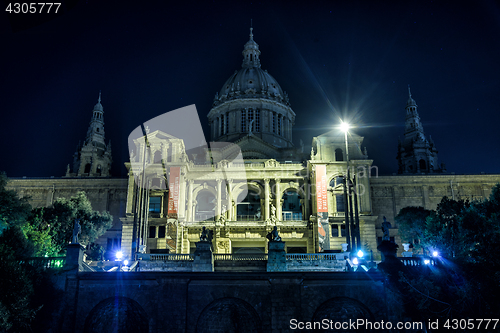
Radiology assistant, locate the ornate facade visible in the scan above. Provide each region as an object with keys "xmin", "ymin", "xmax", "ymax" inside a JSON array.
[{"xmin": 6, "ymin": 30, "xmax": 500, "ymax": 262}]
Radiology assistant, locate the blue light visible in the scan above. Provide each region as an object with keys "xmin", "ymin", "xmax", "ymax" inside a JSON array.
[
  {"xmin": 357, "ymin": 250, "xmax": 364, "ymax": 258},
  {"xmin": 352, "ymin": 258, "xmax": 359, "ymax": 265},
  {"xmin": 116, "ymin": 251, "xmax": 123, "ymax": 260},
  {"xmin": 424, "ymin": 259, "xmax": 430, "ymax": 265},
  {"xmin": 432, "ymin": 251, "xmax": 438, "ymax": 257}
]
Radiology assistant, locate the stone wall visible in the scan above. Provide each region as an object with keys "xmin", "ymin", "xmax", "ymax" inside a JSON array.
[
  {"xmin": 370, "ymin": 174, "xmax": 500, "ymax": 244},
  {"xmin": 6, "ymin": 177, "xmax": 128, "ymax": 249},
  {"xmin": 64, "ymin": 271, "xmax": 387, "ymax": 333}
]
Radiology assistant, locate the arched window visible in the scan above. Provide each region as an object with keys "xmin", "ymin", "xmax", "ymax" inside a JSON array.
[
  {"xmin": 84, "ymin": 163, "xmax": 91, "ymax": 174},
  {"xmin": 96, "ymin": 165, "xmax": 102, "ymax": 176},
  {"xmin": 237, "ymin": 190, "xmax": 261, "ymax": 221},
  {"xmin": 282, "ymin": 191, "xmax": 302, "ymax": 221},
  {"xmin": 335, "ymin": 148, "xmax": 343, "ymax": 161},
  {"xmin": 195, "ymin": 191, "xmax": 216, "ymax": 221},
  {"xmin": 419, "ymin": 159, "xmax": 427, "ymax": 171}
]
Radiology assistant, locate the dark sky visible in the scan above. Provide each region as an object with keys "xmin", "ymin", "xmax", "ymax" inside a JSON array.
[{"xmin": 2, "ymin": 0, "xmax": 500, "ymax": 178}]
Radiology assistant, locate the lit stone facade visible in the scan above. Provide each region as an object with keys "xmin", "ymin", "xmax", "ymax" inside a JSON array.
[{"xmin": 5, "ymin": 31, "xmax": 500, "ymax": 262}]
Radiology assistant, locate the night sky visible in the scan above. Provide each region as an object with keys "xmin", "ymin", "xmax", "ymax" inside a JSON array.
[{"xmin": 2, "ymin": 0, "xmax": 500, "ymax": 178}]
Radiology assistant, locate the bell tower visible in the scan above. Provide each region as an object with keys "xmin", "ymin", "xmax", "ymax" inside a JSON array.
[
  {"xmin": 66, "ymin": 92, "xmax": 112, "ymax": 177},
  {"xmin": 397, "ymin": 86, "xmax": 443, "ymax": 174}
]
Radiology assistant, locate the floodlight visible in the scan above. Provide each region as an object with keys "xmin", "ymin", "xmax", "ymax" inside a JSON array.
[
  {"xmin": 116, "ymin": 251, "xmax": 123, "ymax": 260},
  {"xmin": 424, "ymin": 259, "xmax": 430, "ymax": 265},
  {"xmin": 357, "ymin": 250, "xmax": 364, "ymax": 258},
  {"xmin": 340, "ymin": 121, "xmax": 350, "ymax": 133},
  {"xmin": 352, "ymin": 257, "xmax": 359, "ymax": 265}
]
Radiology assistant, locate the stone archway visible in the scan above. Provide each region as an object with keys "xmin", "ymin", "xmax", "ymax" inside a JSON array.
[
  {"xmin": 196, "ymin": 297, "xmax": 262, "ymax": 333},
  {"xmin": 84, "ymin": 296, "xmax": 149, "ymax": 333},
  {"xmin": 311, "ymin": 297, "xmax": 374, "ymax": 332}
]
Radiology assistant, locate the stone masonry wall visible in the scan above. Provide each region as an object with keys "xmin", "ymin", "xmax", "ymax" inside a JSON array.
[{"xmin": 66, "ymin": 271, "xmax": 388, "ymax": 333}]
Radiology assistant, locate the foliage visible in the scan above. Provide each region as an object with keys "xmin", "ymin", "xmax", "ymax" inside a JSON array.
[
  {"xmin": 23, "ymin": 208, "xmax": 57, "ymax": 257},
  {"xmin": 0, "ymin": 172, "xmax": 31, "ymax": 234},
  {"xmin": 0, "ymin": 244, "xmax": 37, "ymax": 332},
  {"xmin": 395, "ymin": 184, "xmax": 500, "ymax": 319},
  {"xmin": 0, "ymin": 174, "xmax": 114, "ymax": 331},
  {"xmin": 395, "ymin": 206, "xmax": 431, "ymax": 251},
  {"xmin": 39, "ymin": 191, "xmax": 113, "ymax": 254},
  {"xmin": 86, "ymin": 243, "xmax": 105, "ymax": 261}
]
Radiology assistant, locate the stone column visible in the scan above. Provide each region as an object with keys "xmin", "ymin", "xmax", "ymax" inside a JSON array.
[
  {"xmin": 227, "ymin": 179, "xmax": 233, "ymax": 220},
  {"xmin": 216, "ymin": 179, "xmax": 222, "ymax": 219},
  {"xmin": 264, "ymin": 178, "xmax": 270, "ymax": 220},
  {"xmin": 186, "ymin": 180, "xmax": 194, "ymax": 221},
  {"xmin": 304, "ymin": 178, "xmax": 310, "ymax": 218},
  {"xmin": 275, "ymin": 180, "xmax": 281, "ymax": 221}
]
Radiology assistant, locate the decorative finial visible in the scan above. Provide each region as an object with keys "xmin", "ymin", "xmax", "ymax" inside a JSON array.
[
  {"xmin": 250, "ymin": 19, "xmax": 253, "ymax": 40},
  {"xmin": 98, "ymin": 90, "xmax": 101, "ymax": 103},
  {"xmin": 408, "ymin": 84, "xmax": 411, "ymax": 98}
]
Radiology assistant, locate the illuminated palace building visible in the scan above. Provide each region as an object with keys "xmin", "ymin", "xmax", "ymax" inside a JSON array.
[{"xmin": 7, "ymin": 29, "xmax": 500, "ymax": 260}]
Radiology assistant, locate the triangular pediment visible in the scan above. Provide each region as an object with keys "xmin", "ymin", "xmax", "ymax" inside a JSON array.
[{"xmin": 233, "ymin": 135, "xmax": 281, "ymax": 159}]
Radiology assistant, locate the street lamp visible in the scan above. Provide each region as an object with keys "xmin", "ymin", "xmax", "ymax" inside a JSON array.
[{"xmin": 341, "ymin": 121, "xmax": 356, "ymax": 252}]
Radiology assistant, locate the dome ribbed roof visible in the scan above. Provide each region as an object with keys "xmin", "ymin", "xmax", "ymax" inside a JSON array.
[{"xmin": 213, "ymin": 28, "xmax": 289, "ymax": 107}]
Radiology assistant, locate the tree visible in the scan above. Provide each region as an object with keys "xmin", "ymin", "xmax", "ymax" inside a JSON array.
[
  {"xmin": 395, "ymin": 206, "xmax": 431, "ymax": 253},
  {"xmin": 0, "ymin": 172, "xmax": 31, "ymax": 234},
  {"xmin": 40, "ymin": 191, "xmax": 113, "ymax": 254},
  {"xmin": 395, "ymin": 184, "xmax": 500, "ymax": 319}
]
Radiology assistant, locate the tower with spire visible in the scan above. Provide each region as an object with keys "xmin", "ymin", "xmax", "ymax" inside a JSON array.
[
  {"xmin": 66, "ymin": 92, "xmax": 112, "ymax": 177},
  {"xmin": 397, "ymin": 86, "xmax": 443, "ymax": 174}
]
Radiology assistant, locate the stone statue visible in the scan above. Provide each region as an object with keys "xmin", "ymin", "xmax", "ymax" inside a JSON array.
[
  {"xmin": 270, "ymin": 204, "xmax": 277, "ymax": 223},
  {"xmin": 200, "ymin": 226, "xmax": 208, "ymax": 241},
  {"xmin": 381, "ymin": 216, "xmax": 392, "ymax": 241},
  {"xmin": 71, "ymin": 219, "xmax": 81, "ymax": 244},
  {"xmin": 200, "ymin": 227, "xmax": 213, "ymax": 242},
  {"xmin": 248, "ymin": 119, "xmax": 254, "ymax": 136},
  {"xmin": 266, "ymin": 226, "xmax": 282, "ymax": 242}
]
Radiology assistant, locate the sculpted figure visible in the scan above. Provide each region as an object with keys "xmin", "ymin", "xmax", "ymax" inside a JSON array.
[
  {"xmin": 71, "ymin": 219, "xmax": 81, "ymax": 244},
  {"xmin": 266, "ymin": 226, "xmax": 282, "ymax": 242},
  {"xmin": 381, "ymin": 216, "xmax": 392, "ymax": 241}
]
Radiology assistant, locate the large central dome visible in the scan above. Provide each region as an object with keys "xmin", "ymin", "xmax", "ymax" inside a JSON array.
[
  {"xmin": 213, "ymin": 28, "xmax": 289, "ymax": 107},
  {"xmin": 207, "ymin": 28, "xmax": 296, "ymax": 154}
]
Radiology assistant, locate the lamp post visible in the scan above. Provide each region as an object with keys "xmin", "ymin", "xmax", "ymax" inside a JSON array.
[
  {"xmin": 340, "ymin": 122, "xmax": 359, "ymax": 251},
  {"xmin": 340, "ymin": 122, "xmax": 350, "ymax": 252}
]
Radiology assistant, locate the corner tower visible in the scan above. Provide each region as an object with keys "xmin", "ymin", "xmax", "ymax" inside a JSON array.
[
  {"xmin": 66, "ymin": 92, "xmax": 112, "ymax": 177},
  {"xmin": 207, "ymin": 28, "xmax": 296, "ymax": 158},
  {"xmin": 397, "ymin": 86, "xmax": 443, "ymax": 174}
]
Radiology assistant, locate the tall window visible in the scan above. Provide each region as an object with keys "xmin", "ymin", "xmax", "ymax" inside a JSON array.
[
  {"xmin": 248, "ymin": 108, "xmax": 254, "ymax": 122},
  {"xmin": 272, "ymin": 112, "xmax": 276, "ymax": 133},
  {"xmin": 220, "ymin": 115, "xmax": 224, "ymax": 136},
  {"xmin": 335, "ymin": 149, "xmax": 343, "ymax": 161},
  {"xmin": 149, "ymin": 197, "xmax": 161, "ymax": 213},
  {"xmin": 277, "ymin": 115, "xmax": 282, "ymax": 136},
  {"xmin": 225, "ymin": 113, "xmax": 229, "ymax": 134},
  {"xmin": 241, "ymin": 109, "xmax": 246, "ymax": 132},
  {"xmin": 255, "ymin": 109, "xmax": 260, "ymax": 132},
  {"xmin": 336, "ymin": 194, "xmax": 345, "ymax": 212}
]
